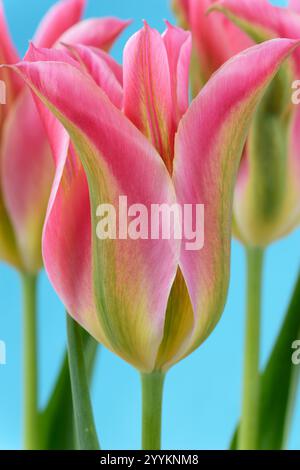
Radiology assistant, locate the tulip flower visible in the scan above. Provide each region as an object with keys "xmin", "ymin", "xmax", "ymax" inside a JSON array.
[
  {"xmin": 0, "ymin": 0, "xmax": 129, "ymax": 274},
  {"xmin": 172, "ymin": 0, "xmax": 252, "ymax": 92},
  {"xmin": 174, "ymin": 0, "xmax": 300, "ymax": 247},
  {"xmin": 0, "ymin": 0, "xmax": 129, "ymax": 449},
  {"xmin": 210, "ymin": 0, "xmax": 300, "ymax": 247},
  {"xmin": 203, "ymin": 0, "xmax": 300, "ymax": 450},
  {"xmin": 6, "ymin": 21, "xmax": 299, "ymax": 449},
  {"xmin": 174, "ymin": 0, "xmax": 300, "ymax": 450}
]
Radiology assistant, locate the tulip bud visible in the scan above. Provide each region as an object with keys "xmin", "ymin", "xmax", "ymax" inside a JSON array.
[{"xmin": 211, "ymin": 0, "xmax": 300, "ymax": 246}]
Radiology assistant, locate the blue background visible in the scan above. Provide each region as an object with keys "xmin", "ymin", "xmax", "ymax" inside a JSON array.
[{"xmin": 0, "ymin": 0, "xmax": 299, "ymax": 450}]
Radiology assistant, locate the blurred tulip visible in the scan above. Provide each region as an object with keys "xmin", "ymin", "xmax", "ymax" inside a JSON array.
[
  {"xmin": 0, "ymin": 0, "xmax": 129, "ymax": 451},
  {"xmin": 172, "ymin": 0, "xmax": 252, "ymax": 93},
  {"xmin": 7, "ymin": 24, "xmax": 299, "ymax": 374},
  {"xmin": 174, "ymin": 0, "xmax": 300, "ymax": 248},
  {"xmin": 0, "ymin": 0, "xmax": 129, "ymax": 274},
  {"xmin": 208, "ymin": 0, "xmax": 300, "ymax": 248},
  {"xmin": 173, "ymin": 0, "xmax": 300, "ymax": 450}
]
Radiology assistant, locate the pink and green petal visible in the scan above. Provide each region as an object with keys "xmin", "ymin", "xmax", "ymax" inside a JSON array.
[
  {"xmin": 172, "ymin": 39, "xmax": 300, "ymax": 359},
  {"xmin": 11, "ymin": 60, "xmax": 179, "ymax": 372},
  {"xmin": 162, "ymin": 22, "xmax": 191, "ymax": 124},
  {"xmin": 233, "ymin": 97, "xmax": 300, "ymax": 246},
  {"xmin": 172, "ymin": 0, "xmax": 190, "ymax": 27},
  {"xmin": 123, "ymin": 22, "xmax": 175, "ymax": 172},
  {"xmin": 0, "ymin": 194, "xmax": 22, "ymax": 269},
  {"xmin": 155, "ymin": 268, "xmax": 194, "ymax": 371},
  {"xmin": 213, "ymin": 0, "xmax": 300, "ymax": 245}
]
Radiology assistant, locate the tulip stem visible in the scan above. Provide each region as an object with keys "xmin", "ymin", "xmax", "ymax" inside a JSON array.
[
  {"xmin": 141, "ymin": 371, "xmax": 165, "ymax": 450},
  {"xmin": 239, "ymin": 247, "xmax": 264, "ymax": 450},
  {"xmin": 22, "ymin": 272, "xmax": 39, "ymax": 450},
  {"xmin": 66, "ymin": 314, "xmax": 100, "ymax": 450}
]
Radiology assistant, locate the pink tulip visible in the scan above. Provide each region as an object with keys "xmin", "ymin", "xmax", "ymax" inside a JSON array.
[
  {"xmin": 172, "ymin": 0, "xmax": 252, "ymax": 92},
  {"xmin": 7, "ymin": 24, "xmax": 299, "ymax": 371},
  {"xmin": 207, "ymin": 0, "xmax": 300, "ymax": 246},
  {"xmin": 0, "ymin": 0, "xmax": 129, "ymax": 273}
]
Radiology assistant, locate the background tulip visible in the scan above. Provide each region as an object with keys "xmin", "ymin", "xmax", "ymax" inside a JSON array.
[
  {"xmin": 172, "ymin": 0, "xmax": 252, "ymax": 93},
  {"xmin": 7, "ymin": 20, "xmax": 299, "ymax": 448},
  {"xmin": 210, "ymin": 0, "xmax": 300, "ymax": 248},
  {"xmin": 209, "ymin": 0, "xmax": 300, "ymax": 450},
  {"xmin": 173, "ymin": 0, "xmax": 300, "ymax": 450},
  {"xmin": 0, "ymin": 0, "xmax": 129, "ymax": 449},
  {"xmin": 0, "ymin": 0, "xmax": 129, "ymax": 274}
]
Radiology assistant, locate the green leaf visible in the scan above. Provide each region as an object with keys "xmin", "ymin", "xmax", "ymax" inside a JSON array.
[
  {"xmin": 231, "ymin": 271, "xmax": 300, "ymax": 450},
  {"xmin": 40, "ymin": 327, "xmax": 98, "ymax": 450},
  {"xmin": 40, "ymin": 354, "xmax": 75, "ymax": 450},
  {"xmin": 66, "ymin": 314, "xmax": 100, "ymax": 450}
]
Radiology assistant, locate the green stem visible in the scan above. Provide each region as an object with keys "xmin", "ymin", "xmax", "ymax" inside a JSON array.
[
  {"xmin": 21, "ymin": 272, "xmax": 39, "ymax": 450},
  {"xmin": 141, "ymin": 372, "xmax": 165, "ymax": 450},
  {"xmin": 239, "ymin": 247, "xmax": 264, "ymax": 450},
  {"xmin": 66, "ymin": 314, "xmax": 100, "ymax": 450}
]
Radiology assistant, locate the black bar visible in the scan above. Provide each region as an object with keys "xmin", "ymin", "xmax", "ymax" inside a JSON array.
[{"xmin": 0, "ymin": 450, "xmax": 299, "ymax": 465}]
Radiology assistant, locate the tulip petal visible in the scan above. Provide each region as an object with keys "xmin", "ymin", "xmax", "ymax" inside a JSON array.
[
  {"xmin": 11, "ymin": 60, "xmax": 179, "ymax": 372},
  {"xmin": 173, "ymin": 39, "xmax": 300, "ymax": 356},
  {"xmin": 172, "ymin": 0, "xmax": 190, "ymax": 26},
  {"xmin": 26, "ymin": 42, "xmax": 122, "ymax": 109},
  {"xmin": 58, "ymin": 18, "xmax": 131, "ymax": 51},
  {"xmin": 0, "ymin": 194, "xmax": 21, "ymax": 268},
  {"xmin": 234, "ymin": 103, "xmax": 300, "ymax": 245},
  {"xmin": 162, "ymin": 22, "xmax": 191, "ymax": 123},
  {"xmin": 123, "ymin": 22, "xmax": 175, "ymax": 173},
  {"xmin": 290, "ymin": 0, "xmax": 300, "ymax": 13},
  {"xmin": 0, "ymin": 1, "xmax": 23, "ymax": 269},
  {"xmin": 1, "ymin": 89, "xmax": 54, "ymax": 273},
  {"xmin": 188, "ymin": 0, "xmax": 252, "ymax": 86},
  {"xmin": 24, "ymin": 42, "xmax": 79, "ymax": 67},
  {"xmin": 63, "ymin": 44, "xmax": 123, "ymax": 108},
  {"xmin": 233, "ymin": 62, "xmax": 300, "ymax": 246},
  {"xmin": 155, "ymin": 268, "xmax": 194, "ymax": 370},
  {"xmin": 33, "ymin": 0, "xmax": 85, "ymax": 48},
  {"xmin": 0, "ymin": 1, "xmax": 22, "ymax": 119},
  {"xmin": 86, "ymin": 47, "xmax": 123, "ymax": 85},
  {"xmin": 212, "ymin": 0, "xmax": 300, "ymax": 71},
  {"xmin": 33, "ymin": 0, "xmax": 86, "ymax": 48}
]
